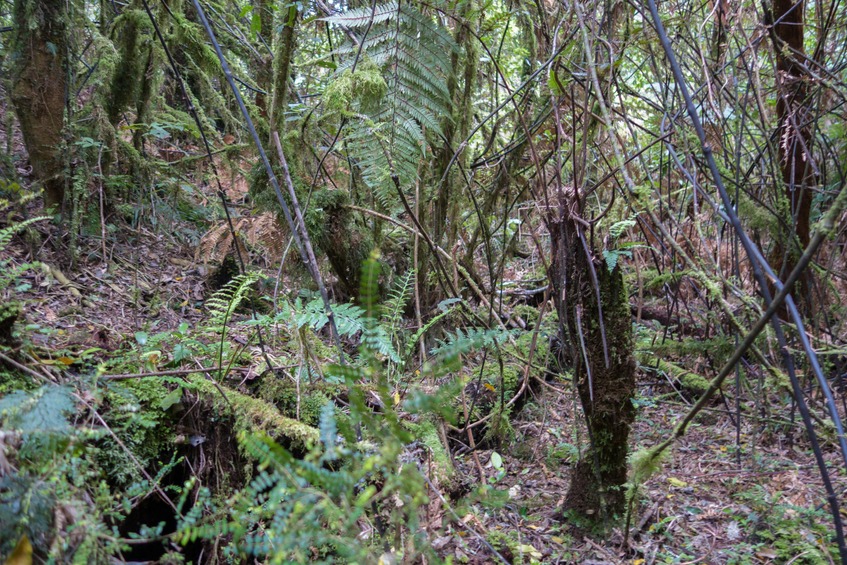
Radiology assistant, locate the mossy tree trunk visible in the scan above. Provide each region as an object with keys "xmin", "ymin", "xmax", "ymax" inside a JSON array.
[
  {"xmin": 253, "ymin": 0, "xmax": 273, "ymax": 119},
  {"xmin": 549, "ymin": 209, "xmax": 636, "ymax": 520},
  {"xmin": 11, "ymin": 0, "xmax": 67, "ymax": 211},
  {"xmin": 431, "ymin": 2, "xmax": 475, "ymax": 250},
  {"xmin": 269, "ymin": 3, "xmax": 298, "ymax": 138},
  {"xmin": 307, "ymin": 189, "xmax": 372, "ymax": 299}
]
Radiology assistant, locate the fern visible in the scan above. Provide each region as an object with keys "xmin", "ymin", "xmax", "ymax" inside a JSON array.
[
  {"xmin": 295, "ymin": 297, "xmax": 366, "ymax": 339},
  {"xmin": 0, "ymin": 216, "xmax": 47, "ymax": 252},
  {"xmin": 323, "ymin": 2, "xmax": 456, "ymax": 209},
  {"xmin": 382, "ymin": 269, "xmax": 414, "ymax": 329},
  {"xmin": 205, "ymin": 272, "xmax": 259, "ymax": 380},
  {"xmin": 431, "ymin": 327, "xmax": 515, "ymax": 371},
  {"xmin": 0, "ymin": 385, "xmax": 75, "ymax": 434},
  {"xmin": 0, "ymin": 385, "xmax": 76, "ymax": 471},
  {"xmin": 402, "ymin": 298, "xmax": 459, "ymax": 362},
  {"xmin": 358, "ymin": 251, "xmax": 400, "ymax": 363},
  {"xmin": 205, "ymin": 272, "xmax": 260, "ymax": 327},
  {"xmin": 177, "ymin": 258, "xmax": 444, "ymax": 563},
  {"xmin": 0, "ymin": 216, "xmax": 49, "ymax": 290}
]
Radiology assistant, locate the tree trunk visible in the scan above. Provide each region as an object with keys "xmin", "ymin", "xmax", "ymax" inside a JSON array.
[
  {"xmin": 11, "ymin": 0, "xmax": 67, "ymax": 210},
  {"xmin": 769, "ymin": 0, "xmax": 813, "ymax": 303},
  {"xmin": 254, "ymin": 0, "xmax": 273, "ymax": 118},
  {"xmin": 549, "ymin": 205, "xmax": 636, "ymax": 519},
  {"xmin": 269, "ymin": 4, "xmax": 298, "ymax": 137}
]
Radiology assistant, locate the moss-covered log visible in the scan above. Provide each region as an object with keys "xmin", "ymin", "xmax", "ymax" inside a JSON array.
[
  {"xmin": 189, "ymin": 375, "xmax": 319, "ymax": 449},
  {"xmin": 10, "ymin": 0, "xmax": 67, "ymax": 210}
]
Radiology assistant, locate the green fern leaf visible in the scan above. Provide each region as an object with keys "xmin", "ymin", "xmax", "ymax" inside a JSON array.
[
  {"xmin": 205, "ymin": 272, "xmax": 260, "ymax": 327},
  {"xmin": 383, "ymin": 269, "xmax": 414, "ymax": 328},
  {"xmin": 323, "ymin": 2, "xmax": 457, "ymax": 210}
]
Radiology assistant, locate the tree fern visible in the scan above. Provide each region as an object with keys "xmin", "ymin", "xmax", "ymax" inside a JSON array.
[{"xmin": 323, "ymin": 1, "xmax": 457, "ymax": 209}]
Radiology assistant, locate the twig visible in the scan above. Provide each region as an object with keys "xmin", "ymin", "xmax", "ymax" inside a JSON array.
[
  {"xmin": 0, "ymin": 352, "xmax": 54, "ymax": 383},
  {"xmin": 98, "ymin": 366, "xmax": 240, "ymax": 380},
  {"xmin": 421, "ymin": 474, "xmax": 510, "ymax": 565}
]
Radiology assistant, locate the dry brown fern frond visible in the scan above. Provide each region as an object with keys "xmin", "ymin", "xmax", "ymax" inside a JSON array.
[
  {"xmin": 196, "ymin": 212, "xmax": 285, "ymax": 265},
  {"xmin": 196, "ymin": 221, "xmax": 235, "ymax": 264},
  {"xmin": 241, "ymin": 212, "xmax": 285, "ymax": 262}
]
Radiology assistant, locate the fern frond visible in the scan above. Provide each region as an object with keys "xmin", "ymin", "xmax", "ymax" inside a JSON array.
[
  {"xmin": 324, "ymin": 2, "xmax": 457, "ymax": 210},
  {"xmin": 431, "ymin": 327, "xmax": 514, "ymax": 365},
  {"xmin": 205, "ymin": 272, "xmax": 260, "ymax": 327},
  {"xmin": 402, "ymin": 299, "xmax": 460, "ymax": 361},
  {"xmin": 321, "ymin": 1, "xmax": 400, "ymax": 27},
  {"xmin": 293, "ymin": 297, "xmax": 365, "ymax": 338},
  {"xmin": 0, "ymin": 385, "xmax": 75, "ymax": 433},
  {"xmin": 383, "ymin": 269, "xmax": 414, "ymax": 328},
  {"xmin": 0, "ymin": 216, "xmax": 49, "ymax": 253}
]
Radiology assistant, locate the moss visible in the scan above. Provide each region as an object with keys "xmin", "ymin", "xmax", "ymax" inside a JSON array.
[
  {"xmin": 256, "ymin": 376, "xmax": 336, "ymax": 427},
  {"xmin": 404, "ymin": 419, "xmax": 453, "ymax": 481},
  {"xmin": 305, "ymin": 189, "xmax": 374, "ymax": 297},
  {"xmin": 322, "ymin": 58, "xmax": 387, "ymax": 116},
  {"xmin": 0, "ymin": 365, "xmax": 38, "ymax": 396},
  {"xmin": 483, "ymin": 407, "xmax": 514, "ymax": 446},
  {"xmin": 0, "ymin": 301, "xmax": 22, "ymax": 345},
  {"xmin": 641, "ymin": 355, "xmax": 711, "ymax": 397},
  {"xmin": 10, "ymin": 0, "xmax": 67, "ymax": 208},
  {"xmin": 511, "ymin": 304, "xmax": 539, "ymax": 327},
  {"xmin": 650, "ymin": 335, "xmax": 733, "ymax": 361},
  {"xmin": 554, "ymin": 226, "xmax": 636, "ymax": 519},
  {"xmin": 98, "ymin": 379, "xmax": 176, "ymax": 485},
  {"xmin": 189, "ymin": 375, "xmax": 319, "ymax": 450},
  {"xmin": 106, "ymin": 9, "xmax": 154, "ymax": 124}
]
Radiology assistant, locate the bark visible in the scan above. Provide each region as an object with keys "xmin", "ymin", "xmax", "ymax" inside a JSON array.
[
  {"xmin": 269, "ymin": 4, "xmax": 298, "ymax": 137},
  {"xmin": 549, "ymin": 205, "xmax": 636, "ymax": 518},
  {"xmin": 11, "ymin": 0, "xmax": 67, "ymax": 210},
  {"xmin": 770, "ymin": 0, "xmax": 813, "ymax": 301}
]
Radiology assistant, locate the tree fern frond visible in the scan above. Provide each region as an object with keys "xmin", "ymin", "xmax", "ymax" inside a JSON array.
[
  {"xmin": 323, "ymin": 2, "xmax": 457, "ymax": 211},
  {"xmin": 321, "ymin": 1, "xmax": 400, "ymax": 27}
]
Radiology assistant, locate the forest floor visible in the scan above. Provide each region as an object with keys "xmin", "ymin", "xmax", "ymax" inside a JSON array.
[{"xmin": 4, "ymin": 200, "xmax": 846, "ymax": 564}]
